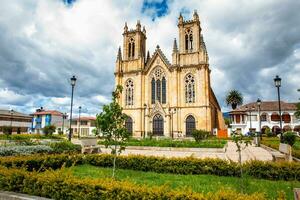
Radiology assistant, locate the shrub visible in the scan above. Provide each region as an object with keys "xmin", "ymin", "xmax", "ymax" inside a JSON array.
[
  {"xmin": 265, "ymin": 127, "xmax": 274, "ymax": 137},
  {"xmin": 0, "ymin": 167, "xmax": 267, "ymax": 200},
  {"xmin": 0, "ymin": 145, "xmax": 53, "ymax": 156},
  {"xmin": 42, "ymin": 125, "xmax": 56, "ymax": 136},
  {"xmin": 282, "ymin": 131, "xmax": 296, "ymax": 146},
  {"xmin": 2, "ymin": 126, "xmax": 12, "ymax": 135},
  {"xmin": 192, "ymin": 129, "xmax": 209, "ymax": 142},
  {"xmin": 0, "ymin": 134, "xmax": 63, "ymax": 141},
  {"xmin": 1, "ymin": 154, "xmax": 300, "ymax": 181},
  {"xmin": 49, "ymin": 141, "xmax": 81, "ymax": 153}
]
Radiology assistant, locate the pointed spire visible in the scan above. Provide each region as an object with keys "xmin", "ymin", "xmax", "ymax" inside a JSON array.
[
  {"xmin": 193, "ymin": 10, "xmax": 199, "ymax": 21},
  {"xmin": 124, "ymin": 22, "xmax": 128, "ymax": 33},
  {"xmin": 173, "ymin": 38, "xmax": 178, "ymax": 53},
  {"xmin": 142, "ymin": 26, "xmax": 146, "ymax": 34},
  {"xmin": 117, "ymin": 46, "xmax": 122, "ymax": 61},
  {"xmin": 178, "ymin": 13, "xmax": 183, "ymax": 24},
  {"xmin": 136, "ymin": 20, "xmax": 141, "ymax": 31}
]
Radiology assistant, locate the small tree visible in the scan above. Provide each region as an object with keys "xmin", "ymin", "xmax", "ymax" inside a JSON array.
[
  {"xmin": 226, "ymin": 90, "xmax": 243, "ymax": 110},
  {"xmin": 231, "ymin": 131, "xmax": 251, "ymax": 193},
  {"xmin": 282, "ymin": 131, "xmax": 296, "ymax": 161},
  {"xmin": 192, "ymin": 129, "xmax": 209, "ymax": 142},
  {"xmin": 2, "ymin": 126, "xmax": 12, "ymax": 136},
  {"xmin": 295, "ymin": 102, "xmax": 300, "ymax": 119},
  {"xmin": 43, "ymin": 125, "xmax": 56, "ymax": 136},
  {"xmin": 95, "ymin": 85, "xmax": 130, "ymax": 177}
]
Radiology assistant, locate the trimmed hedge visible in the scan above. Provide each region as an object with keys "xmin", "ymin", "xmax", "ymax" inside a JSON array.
[
  {"xmin": 0, "ymin": 145, "xmax": 53, "ymax": 156},
  {"xmin": 1, "ymin": 154, "xmax": 300, "ymax": 181},
  {"xmin": 0, "ymin": 166, "xmax": 266, "ymax": 200}
]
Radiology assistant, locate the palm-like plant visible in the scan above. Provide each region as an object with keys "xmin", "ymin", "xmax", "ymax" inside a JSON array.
[
  {"xmin": 295, "ymin": 102, "xmax": 300, "ymax": 119},
  {"xmin": 226, "ymin": 90, "xmax": 243, "ymax": 110}
]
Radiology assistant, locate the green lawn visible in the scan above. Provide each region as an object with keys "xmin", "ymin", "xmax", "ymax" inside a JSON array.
[
  {"xmin": 98, "ymin": 138, "xmax": 227, "ymax": 148},
  {"xmin": 70, "ymin": 164, "xmax": 299, "ymax": 199},
  {"xmin": 261, "ymin": 137, "xmax": 300, "ymax": 158}
]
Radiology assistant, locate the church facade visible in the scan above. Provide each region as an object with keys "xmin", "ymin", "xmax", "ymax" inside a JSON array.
[{"xmin": 115, "ymin": 11, "xmax": 225, "ymax": 138}]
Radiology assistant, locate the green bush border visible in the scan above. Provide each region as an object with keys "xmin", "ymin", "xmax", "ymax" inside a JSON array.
[
  {"xmin": 0, "ymin": 166, "xmax": 267, "ymax": 200},
  {"xmin": 0, "ymin": 154, "xmax": 300, "ymax": 181}
]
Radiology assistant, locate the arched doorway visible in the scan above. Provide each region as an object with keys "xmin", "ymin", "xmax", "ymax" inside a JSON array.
[
  {"xmin": 125, "ymin": 117, "xmax": 133, "ymax": 134},
  {"xmin": 294, "ymin": 125, "xmax": 300, "ymax": 133},
  {"xmin": 283, "ymin": 125, "xmax": 292, "ymax": 133},
  {"xmin": 186, "ymin": 115, "xmax": 195, "ymax": 137},
  {"xmin": 153, "ymin": 114, "xmax": 164, "ymax": 136},
  {"xmin": 272, "ymin": 126, "xmax": 281, "ymax": 134},
  {"xmin": 282, "ymin": 112, "xmax": 291, "ymax": 123}
]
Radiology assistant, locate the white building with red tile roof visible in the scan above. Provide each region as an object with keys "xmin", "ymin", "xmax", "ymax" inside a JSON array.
[
  {"xmin": 229, "ymin": 101, "xmax": 300, "ymax": 135},
  {"xmin": 31, "ymin": 107, "xmax": 64, "ymax": 134}
]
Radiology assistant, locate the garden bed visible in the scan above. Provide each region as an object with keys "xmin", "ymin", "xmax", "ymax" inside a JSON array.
[
  {"xmin": 261, "ymin": 137, "xmax": 300, "ymax": 158},
  {"xmin": 98, "ymin": 138, "xmax": 227, "ymax": 148},
  {"xmin": 70, "ymin": 164, "xmax": 298, "ymax": 199}
]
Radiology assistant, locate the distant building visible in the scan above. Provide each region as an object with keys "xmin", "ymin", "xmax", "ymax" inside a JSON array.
[
  {"xmin": 31, "ymin": 107, "xmax": 64, "ymax": 133},
  {"xmin": 70, "ymin": 117, "xmax": 96, "ymax": 137},
  {"xmin": 229, "ymin": 101, "xmax": 300, "ymax": 135},
  {"xmin": 0, "ymin": 109, "xmax": 32, "ymax": 134}
]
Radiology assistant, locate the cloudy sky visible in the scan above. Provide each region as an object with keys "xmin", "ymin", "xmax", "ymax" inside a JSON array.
[{"xmin": 0, "ymin": 0, "xmax": 299, "ymax": 116}]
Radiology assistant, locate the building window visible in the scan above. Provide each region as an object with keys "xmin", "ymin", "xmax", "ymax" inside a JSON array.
[
  {"xmin": 185, "ymin": 74, "xmax": 195, "ymax": 103},
  {"xmin": 186, "ymin": 115, "xmax": 195, "ymax": 136},
  {"xmin": 125, "ymin": 79, "xmax": 134, "ymax": 106},
  {"xmin": 153, "ymin": 114, "xmax": 164, "ymax": 136},
  {"xmin": 128, "ymin": 38, "xmax": 135, "ymax": 59},
  {"xmin": 162, "ymin": 77, "xmax": 166, "ymax": 104},
  {"xmin": 156, "ymin": 79, "xmax": 161, "ymax": 102},
  {"xmin": 151, "ymin": 68, "xmax": 166, "ymax": 104},
  {"xmin": 125, "ymin": 117, "xmax": 133, "ymax": 134},
  {"xmin": 260, "ymin": 113, "xmax": 267, "ymax": 121},
  {"xmin": 185, "ymin": 29, "xmax": 193, "ymax": 51},
  {"xmin": 80, "ymin": 121, "xmax": 88, "ymax": 125},
  {"xmin": 151, "ymin": 78, "xmax": 155, "ymax": 104}
]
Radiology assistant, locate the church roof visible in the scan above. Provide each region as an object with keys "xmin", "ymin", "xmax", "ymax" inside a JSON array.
[{"xmin": 145, "ymin": 45, "xmax": 171, "ymax": 71}]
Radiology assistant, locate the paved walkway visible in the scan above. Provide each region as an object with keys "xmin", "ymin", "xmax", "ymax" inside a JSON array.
[{"xmin": 73, "ymin": 139, "xmax": 273, "ymax": 162}]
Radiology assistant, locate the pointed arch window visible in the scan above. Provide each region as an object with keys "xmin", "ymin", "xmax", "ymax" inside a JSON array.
[
  {"xmin": 185, "ymin": 74, "xmax": 195, "ymax": 103},
  {"xmin": 156, "ymin": 79, "xmax": 161, "ymax": 102},
  {"xmin": 125, "ymin": 79, "xmax": 134, "ymax": 106},
  {"xmin": 162, "ymin": 77, "xmax": 166, "ymax": 104},
  {"xmin": 185, "ymin": 34, "xmax": 189, "ymax": 50},
  {"xmin": 128, "ymin": 38, "xmax": 135, "ymax": 59},
  {"xmin": 151, "ymin": 78, "xmax": 156, "ymax": 104},
  {"xmin": 151, "ymin": 68, "xmax": 166, "ymax": 104},
  {"xmin": 186, "ymin": 115, "xmax": 195, "ymax": 136},
  {"xmin": 189, "ymin": 34, "xmax": 193, "ymax": 50},
  {"xmin": 185, "ymin": 29, "xmax": 193, "ymax": 51},
  {"xmin": 125, "ymin": 116, "xmax": 133, "ymax": 134}
]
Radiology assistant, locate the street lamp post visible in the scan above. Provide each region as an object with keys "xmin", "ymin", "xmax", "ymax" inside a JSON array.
[
  {"xmin": 143, "ymin": 104, "xmax": 147, "ymax": 138},
  {"xmin": 256, "ymin": 98, "xmax": 262, "ymax": 146},
  {"xmin": 10, "ymin": 109, "xmax": 14, "ymax": 134},
  {"xmin": 62, "ymin": 113, "xmax": 66, "ymax": 135},
  {"xmin": 78, "ymin": 106, "xmax": 81, "ymax": 138},
  {"xmin": 169, "ymin": 108, "xmax": 176, "ymax": 139},
  {"xmin": 274, "ymin": 75, "xmax": 283, "ymax": 142},
  {"xmin": 69, "ymin": 75, "xmax": 77, "ymax": 141}
]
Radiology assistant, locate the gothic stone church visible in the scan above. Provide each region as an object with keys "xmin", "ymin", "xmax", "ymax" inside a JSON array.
[{"xmin": 115, "ymin": 11, "xmax": 225, "ymax": 138}]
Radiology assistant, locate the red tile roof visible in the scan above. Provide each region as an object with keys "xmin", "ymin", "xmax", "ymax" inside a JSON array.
[
  {"xmin": 230, "ymin": 101, "xmax": 297, "ymax": 114},
  {"xmin": 72, "ymin": 116, "xmax": 96, "ymax": 121},
  {"xmin": 32, "ymin": 110, "xmax": 63, "ymax": 116}
]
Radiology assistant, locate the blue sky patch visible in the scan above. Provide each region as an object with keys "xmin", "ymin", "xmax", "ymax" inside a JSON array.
[
  {"xmin": 63, "ymin": 0, "xmax": 76, "ymax": 6},
  {"xmin": 142, "ymin": 0, "xmax": 169, "ymax": 21}
]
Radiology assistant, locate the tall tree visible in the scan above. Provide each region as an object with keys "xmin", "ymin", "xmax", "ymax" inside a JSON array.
[
  {"xmin": 226, "ymin": 90, "xmax": 243, "ymax": 110},
  {"xmin": 95, "ymin": 85, "xmax": 130, "ymax": 177}
]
